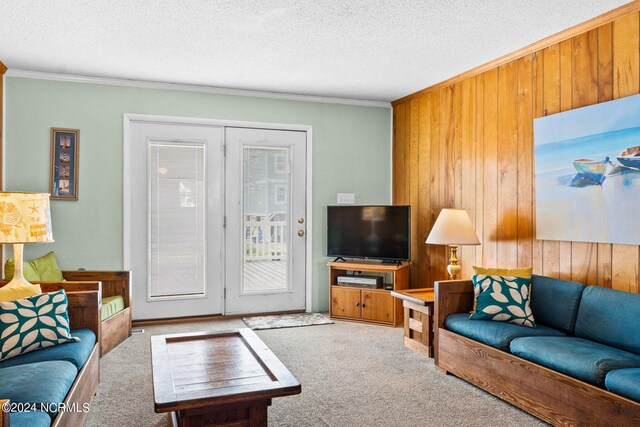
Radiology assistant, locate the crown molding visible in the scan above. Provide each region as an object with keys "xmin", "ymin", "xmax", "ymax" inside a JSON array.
[{"xmin": 5, "ymin": 69, "xmax": 391, "ymax": 108}]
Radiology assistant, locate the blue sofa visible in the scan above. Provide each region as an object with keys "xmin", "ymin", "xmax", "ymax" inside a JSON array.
[
  {"xmin": 0, "ymin": 284, "xmax": 101, "ymax": 427},
  {"xmin": 435, "ymin": 275, "xmax": 640, "ymax": 426}
]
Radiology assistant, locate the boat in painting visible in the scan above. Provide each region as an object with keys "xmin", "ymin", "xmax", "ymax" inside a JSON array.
[
  {"xmin": 573, "ymin": 157, "xmax": 611, "ymax": 183},
  {"xmin": 617, "ymin": 145, "xmax": 640, "ymax": 169}
]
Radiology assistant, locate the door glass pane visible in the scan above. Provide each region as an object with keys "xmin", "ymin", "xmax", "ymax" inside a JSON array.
[
  {"xmin": 148, "ymin": 142, "xmax": 206, "ymax": 298},
  {"xmin": 243, "ymin": 147, "xmax": 289, "ymax": 293}
]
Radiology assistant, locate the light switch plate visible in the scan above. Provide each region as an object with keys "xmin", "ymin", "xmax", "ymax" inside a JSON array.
[{"xmin": 337, "ymin": 193, "xmax": 355, "ymax": 204}]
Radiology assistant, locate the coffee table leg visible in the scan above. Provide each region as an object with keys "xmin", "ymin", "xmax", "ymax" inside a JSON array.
[
  {"xmin": 249, "ymin": 404, "xmax": 268, "ymax": 426},
  {"xmin": 170, "ymin": 399, "xmax": 271, "ymax": 427}
]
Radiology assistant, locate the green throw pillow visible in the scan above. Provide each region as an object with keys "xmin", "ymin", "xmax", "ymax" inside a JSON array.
[
  {"xmin": 0, "ymin": 290, "xmax": 79, "ymax": 361},
  {"xmin": 4, "ymin": 251, "xmax": 64, "ymax": 282},
  {"xmin": 470, "ymin": 275, "xmax": 536, "ymax": 328}
]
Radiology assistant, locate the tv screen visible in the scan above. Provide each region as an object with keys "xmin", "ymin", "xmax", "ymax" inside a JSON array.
[{"xmin": 327, "ymin": 205, "xmax": 410, "ymax": 261}]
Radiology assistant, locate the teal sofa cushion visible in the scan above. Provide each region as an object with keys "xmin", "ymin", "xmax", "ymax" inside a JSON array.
[
  {"xmin": 0, "ymin": 360, "xmax": 77, "ymax": 418},
  {"xmin": 574, "ymin": 286, "xmax": 640, "ymax": 355},
  {"xmin": 510, "ymin": 336, "xmax": 640, "ymax": 386},
  {"xmin": 605, "ymin": 368, "xmax": 640, "ymax": 402},
  {"xmin": 0, "ymin": 329, "xmax": 95, "ymax": 370},
  {"xmin": 9, "ymin": 411, "xmax": 51, "ymax": 427},
  {"xmin": 529, "ymin": 274, "xmax": 585, "ymax": 334},
  {"xmin": 444, "ymin": 313, "xmax": 566, "ymax": 351}
]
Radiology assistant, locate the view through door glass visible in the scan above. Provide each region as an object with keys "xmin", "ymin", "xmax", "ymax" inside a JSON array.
[{"xmin": 243, "ymin": 146, "xmax": 290, "ymax": 293}]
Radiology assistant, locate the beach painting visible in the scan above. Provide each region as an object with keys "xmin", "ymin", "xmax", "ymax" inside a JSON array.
[{"xmin": 534, "ymin": 93, "xmax": 640, "ymax": 245}]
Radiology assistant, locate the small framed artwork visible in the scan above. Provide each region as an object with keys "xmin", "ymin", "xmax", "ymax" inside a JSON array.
[{"xmin": 50, "ymin": 128, "xmax": 79, "ymax": 200}]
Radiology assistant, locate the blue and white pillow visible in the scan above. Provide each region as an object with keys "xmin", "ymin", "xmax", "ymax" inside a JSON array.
[
  {"xmin": 0, "ymin": 290, "xmax": 79, "ymax": 361},
  {"xmin": 470, "ymin": 275, "xmax": 536, "ymax": 328}
]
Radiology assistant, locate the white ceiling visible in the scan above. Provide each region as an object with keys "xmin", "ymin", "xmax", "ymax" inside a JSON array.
[{"xmin": 0, "ymin": 1, "xmax": 630, "ymax": 103}]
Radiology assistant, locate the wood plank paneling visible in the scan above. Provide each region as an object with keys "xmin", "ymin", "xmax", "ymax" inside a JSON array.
[
  {"xmin": 417, "ymin": 95, "xmax": 432, "ymax": 287},
  {"xmin": 392, "ymin": 8, "xmax": 640, "ymax": 294},
  {"xmin": 460, "ymin": 77, "xmax": 477, "ymax": 279},
  {"xmin": 482, "ymin": 70, "xmax": 498, "ymax": 270},
  {"xmin": 496, "ymin": 62, "xmax": 518, "ymax": 267},
  {"xmin": 474, "ymin": 75, "xmax": 485, "ymax": 270},
  {"xmin": 517, "ymin": 55, "xmax": 534, "ymax": 269},
  {"xmin": 408, "ymin": 99, "xmax": 419, "ymax": 288},
  {"xmin": 429, "ymin": 91, "xmax": 446, "ymax": 281}
]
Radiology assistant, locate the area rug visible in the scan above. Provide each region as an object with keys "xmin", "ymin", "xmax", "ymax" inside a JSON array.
[{"xmin": 242, "ymin": 312, "xmax": 334, "ymax": 330}]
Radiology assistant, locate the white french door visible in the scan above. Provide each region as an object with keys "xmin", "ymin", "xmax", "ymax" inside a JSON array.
[
  {"xmin": 225, "ymin": 128, "xmax": 307, "ymax": 315},
  {"xmin": 129, "ymin": 122, "xmax": 224, "ymax": 320},
  {"xmin": 126, "ymin": 118, "xmax": 307, "ymax": 320}
]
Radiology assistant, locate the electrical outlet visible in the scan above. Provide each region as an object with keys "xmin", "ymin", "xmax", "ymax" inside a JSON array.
[{"xmin": 337, "ymin": 193, "xmax": 355, "ymax": 204}]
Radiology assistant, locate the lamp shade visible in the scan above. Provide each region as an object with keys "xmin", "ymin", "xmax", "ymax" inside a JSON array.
[
  {"xmin": 425, "ymin": 208, "xmax": 480, "ymax": 245},
  {"xmin": 0, "ymin": 192, "xmax": 54, "ymax": 243}
]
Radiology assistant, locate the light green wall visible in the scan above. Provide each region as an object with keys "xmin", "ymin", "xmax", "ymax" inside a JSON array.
[{"xmin": 4, "ymin": 76, "xmax": 391, "ymax": 312}]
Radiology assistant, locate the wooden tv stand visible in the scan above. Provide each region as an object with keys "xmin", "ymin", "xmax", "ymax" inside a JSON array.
[{"xmin": 328, "ymin": 260, "xmax": 409, "ymax": 326}]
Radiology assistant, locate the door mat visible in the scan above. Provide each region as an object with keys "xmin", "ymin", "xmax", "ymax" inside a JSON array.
[{"xmin": 242, "ymin": 312, "xmax": 334, "ymax": 330}]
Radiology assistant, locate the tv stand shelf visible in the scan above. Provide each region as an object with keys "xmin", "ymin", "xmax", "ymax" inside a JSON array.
[{"xmin": 328, "ymin": 260, "xmax": 409, "ymax": 326}]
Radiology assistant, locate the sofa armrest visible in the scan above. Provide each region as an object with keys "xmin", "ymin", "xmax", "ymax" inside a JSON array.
[
  {"xmin": 434, "ymin": 279, "xmax": 474, "ymax": 329},
  {"xmin": 65, "ymin": 290, "xmax": 101, "ymax": 340},
  {"xmin": 434, "ymin": 279, "xmax": 473, "ymax": 364},
  {"xmin": 0, "ymin": 399, "xmax": 8, "ymax": 427},
  {"xmin": 63, "ymin": 271, "xmax": 131, "ymax": 308}
]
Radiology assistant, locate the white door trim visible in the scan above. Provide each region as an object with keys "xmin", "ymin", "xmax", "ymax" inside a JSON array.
[{"xmin": 123, "ymin": 113, "xmax": 313, "ymax": 314}]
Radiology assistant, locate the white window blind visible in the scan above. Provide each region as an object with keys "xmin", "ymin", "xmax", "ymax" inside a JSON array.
[{"xmin": 148, "ymin": 142, "xmax": 206, "ymax": 298}]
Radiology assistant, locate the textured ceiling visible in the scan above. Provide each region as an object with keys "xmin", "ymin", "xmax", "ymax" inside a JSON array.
[{"xmin": 0, "ymin": 1, "xmax": 630, "ymax": 102}]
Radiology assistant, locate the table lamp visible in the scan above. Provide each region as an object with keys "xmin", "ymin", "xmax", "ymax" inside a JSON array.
[
  {"xmin": 425, "ymin": 208, "xmax": 480, "ymax": 280},
  {"xmin": 0, "ymin": 192, "xmax": 54, "ymax": 287}
]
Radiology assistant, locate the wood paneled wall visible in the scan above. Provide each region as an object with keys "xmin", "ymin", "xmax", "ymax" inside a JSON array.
[{"xmin": 393, "ymin": 8, "xmax": 640, "ymax": 294}]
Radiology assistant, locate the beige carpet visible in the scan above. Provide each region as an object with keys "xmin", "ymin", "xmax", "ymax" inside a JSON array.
[{"xmin": 85, "ymin": 318, "xmax": 546, "ymax": 427}]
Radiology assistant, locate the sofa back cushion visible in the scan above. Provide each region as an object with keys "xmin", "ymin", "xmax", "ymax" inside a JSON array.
[
  {"xmin": 530, "ymin": 275, "xmax": 585, "ymax": 334},
  {"xmin": 575, "ymin": 286, "xmax": 640, "ymax": 355}
]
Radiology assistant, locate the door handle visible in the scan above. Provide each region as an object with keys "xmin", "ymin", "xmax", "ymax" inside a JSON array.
[{"xmin": 297, "ymin": 229, "xmax": 305, "ymax": 237}]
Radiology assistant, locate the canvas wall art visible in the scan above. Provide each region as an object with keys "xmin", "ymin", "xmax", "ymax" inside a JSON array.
[{"xmin": 534, "ymin": 94, "xmax": 640, "ymax": 245}]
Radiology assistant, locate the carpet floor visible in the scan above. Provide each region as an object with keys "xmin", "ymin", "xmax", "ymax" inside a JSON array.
[{"xmin": 85, "ymin": 318, "xmax": 546, "ymax": 426}]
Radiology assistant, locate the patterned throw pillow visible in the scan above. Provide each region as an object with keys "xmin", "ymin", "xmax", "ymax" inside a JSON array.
[
  {"xmin": 470, "ymin": 275, "xmax": 536, "ymax": 328},
  {"xmin": 0, "ymin": 290, "xmax": 79, "ymax": 361}
]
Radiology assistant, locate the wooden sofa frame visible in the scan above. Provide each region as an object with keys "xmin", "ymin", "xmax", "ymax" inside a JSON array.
[
  {"xmin": 62, "ymin": 271, "xmax": 132, "ymax": 356},
  {"xmin": 0, "ymin": 271, "xmax": 131, "ymax": 357},
  {"xmin": 434, "ymin": 279, "xmax": 640, "ymax": 426},
  {"xmin": 0, "ymin": 282, "xmax": 101, "ymax": 427}
]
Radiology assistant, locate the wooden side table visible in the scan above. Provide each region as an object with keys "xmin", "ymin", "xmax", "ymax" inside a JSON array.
[{"xmin": 391, "ymin": 288, "xmax": 434, "ymax": 357}]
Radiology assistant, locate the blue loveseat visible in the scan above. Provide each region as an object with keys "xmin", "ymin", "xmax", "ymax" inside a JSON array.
[
  {"xmin": 435, "ymin": 275, "xmax": 640, "ymax": 426},
  {"xmin": 0, "ymin": 283, "xmax": 101, "ymax": 427}
]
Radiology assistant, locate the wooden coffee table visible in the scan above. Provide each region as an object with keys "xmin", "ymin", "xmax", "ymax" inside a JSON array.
[{"xmin": 151, "ymin": 328, "xmax": 301, "ymax": 427}]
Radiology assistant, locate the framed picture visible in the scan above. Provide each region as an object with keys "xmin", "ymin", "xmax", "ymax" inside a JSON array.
[{"xmin": 50, "ymin": 128, "xmax": 79, "ymax": 200}]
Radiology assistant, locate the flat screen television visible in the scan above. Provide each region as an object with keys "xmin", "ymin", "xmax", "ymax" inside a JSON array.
[{"xmin": 327, "ymin": 205, "xmax": 410, "ymax": 261}]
